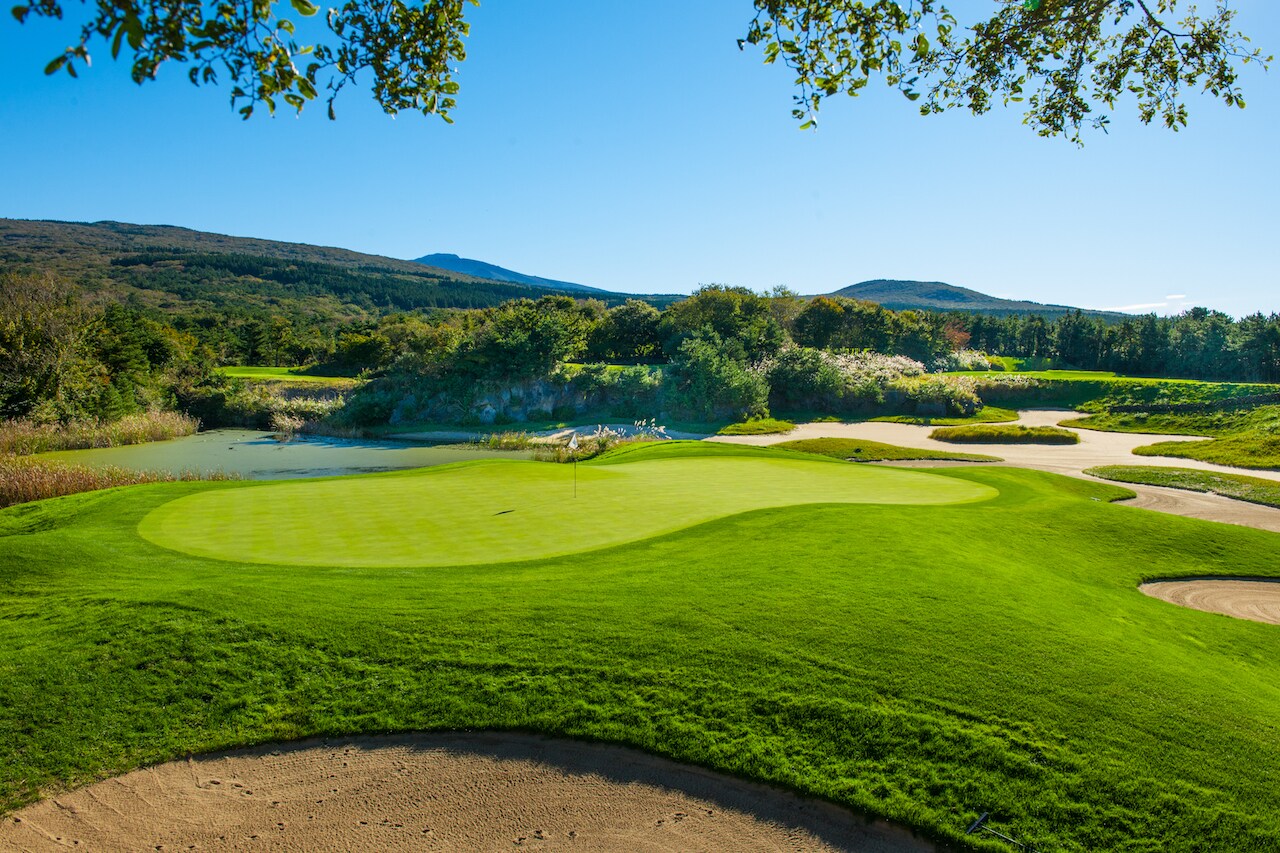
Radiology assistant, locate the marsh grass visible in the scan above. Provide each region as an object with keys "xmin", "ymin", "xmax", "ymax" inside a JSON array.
[
  {"xmin": 0, "ymin": 456, "xmax": 237, "ymax": 508},
  {"xmin": 0, "ymin": 412, "xmax": 199, "ymax": 456},
  {"xmin": 931, "ymin": 424, "xmax": 1080, "ymax": 444}
]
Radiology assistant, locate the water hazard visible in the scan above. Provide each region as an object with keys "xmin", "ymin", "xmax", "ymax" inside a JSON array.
[{"xmin": 42, "ymin": 429, "xmax": 527, "ymax": 479}]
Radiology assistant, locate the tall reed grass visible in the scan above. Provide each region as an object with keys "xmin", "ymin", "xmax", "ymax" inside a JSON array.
[
  {"xmin": 0, "ymin": 411, "xmax": 199, "ymax": 456},
  {"xmin": 0, "ymin": 456, "xmax": 238, "ymax": 508}
]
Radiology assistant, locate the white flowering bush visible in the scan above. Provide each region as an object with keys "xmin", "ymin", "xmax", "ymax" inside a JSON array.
[{"xmin": 929, "ymin": 349, "xmax": 997, "ymax": 373}]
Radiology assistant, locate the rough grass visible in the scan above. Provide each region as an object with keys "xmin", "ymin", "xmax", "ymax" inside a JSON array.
[
  {"xmin": 0, "ymin": 456, "xmax": 237, "ymax": 508},
  {"xmin": 776, "ymin": 437, "xmax": 1001, "ymax": 463},
  {"xmin": 871, "ymin": 406, "xmax": 1019, "ymax": 426},
  {"xmin": 1086, "ymin": 465, "xmax": 1280, "ymax": 509},
  {"xmin": 1133, "ymin": 435, "xmax": 1280, "ymax": 470},
  {"xmin": 930, "ymin": 424, "xmax": 1080, "ymax": 445},
  {"xmin": 717, "ymin": 418, "xmax": 796, "ymax": 435},
  {"xmin": 0, "ymin": 412, "xmax": 199, "ymax": 456},
  {"xmin": 1067, "ymin": 406, "xmax": 1280, "ymax": 470},
  {"xmin": 2, "ymin": 449, "xmax": 1278, "ymax": 852}
]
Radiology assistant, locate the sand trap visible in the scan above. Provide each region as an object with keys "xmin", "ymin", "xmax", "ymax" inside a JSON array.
[
  {"xmin": 712, "ymin": 409, "xmax": 1280, "ymax": 534},
  {"xmin": 0, "ymin": 733, "xmax": 937, "ymax": 852},
  {"xmin": 1141, "ymin": 578, "xmax": 1280, "ymax": 625}
]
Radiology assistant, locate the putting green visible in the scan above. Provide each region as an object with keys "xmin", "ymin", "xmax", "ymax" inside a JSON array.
[{"xmin": 138, "ymin": 454, "xmax": 995, "ymax": 567}]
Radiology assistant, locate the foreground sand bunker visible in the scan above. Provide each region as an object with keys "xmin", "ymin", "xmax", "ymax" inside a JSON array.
[
  {"xmin": 1, "ymin": 733, "xmax": 936, "ymax": 852},
  {"xmin": 1141, "ymin": 578, "xmax": 1280, "ymax": 625}
]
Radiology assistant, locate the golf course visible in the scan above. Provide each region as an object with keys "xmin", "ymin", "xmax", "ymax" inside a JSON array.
[{"xmin": 3, "ymin": 440, "xmax": 1280, "ymax": 851}]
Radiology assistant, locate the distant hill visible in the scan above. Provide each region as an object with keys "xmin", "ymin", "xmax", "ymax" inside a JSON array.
[
  {"xmin": 829, "ymin": 279, "xmax": 1126, "ymax": 319},
  {"xmin": 414, "ymin": 253, "xmax": 606, "ymax": 294},
  {"xmin": 0, "ymin": 219, "xmax": 675, "ymax": 317}
]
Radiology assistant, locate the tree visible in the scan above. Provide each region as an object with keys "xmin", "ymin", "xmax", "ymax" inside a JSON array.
[{"xmin": 14, "ymin": 0, "xmax": 1267, "ymax": 137}]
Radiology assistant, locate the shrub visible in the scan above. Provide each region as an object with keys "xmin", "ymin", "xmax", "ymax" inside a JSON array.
[
  {"xmin": 665, "ymin": 334, "xmax": 768, "ymax": 421},
  {"xmin": 930, "ymin": 349, "xmax": 997, "ymax": 372}
]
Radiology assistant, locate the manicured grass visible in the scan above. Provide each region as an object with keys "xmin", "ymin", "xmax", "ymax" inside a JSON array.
[
  {"xmin": 137, "ymin": 444, "xmax": 992, "ymax": 567},
  {"xmin": 1086, "ymin": 466, "xmax": 1280, "ymax": 509},
  {"xmin": 930, "ymin": 424, "xmax": 1080, "ymax": 445},
  {"xmin": 776, "ymin": 437, "xmax": 1001, "ymax": 463},
  {"xmin": 217, "ymin": 366, "xmax": 356, "ymax": 386},
  {"xmin": 871, "ymin": 406, "xmax": 1019, "ymax": 426},
  {"xmin": 3, "ymin": 442, "xmax": 1280, "ymax": 852},
  {"xmin": 717, "ymin": 418, "xmax": 796, "ymax": 435}
]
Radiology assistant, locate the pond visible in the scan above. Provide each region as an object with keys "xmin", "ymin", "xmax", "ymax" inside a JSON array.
[{"xmin": 42, "ymin": 430, "xmax": 528, "ymax": 480}]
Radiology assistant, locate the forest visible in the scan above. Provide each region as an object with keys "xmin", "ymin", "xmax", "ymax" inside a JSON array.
[{"xmin": 4, "ymin": 268, "xmax": 1279, "ymax": 431}]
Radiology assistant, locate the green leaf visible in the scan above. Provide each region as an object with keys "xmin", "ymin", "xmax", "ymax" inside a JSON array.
[
  {"xmin": 111, "ymin": 22, "xmax": 125, "ymax": 60},
  {"xmin": 43, "ymin": 55, "xmax": 66, "ymax": 75},
  {"xmin": 290, "ymin": 0, "xmax": 318, "ymax": 16}
]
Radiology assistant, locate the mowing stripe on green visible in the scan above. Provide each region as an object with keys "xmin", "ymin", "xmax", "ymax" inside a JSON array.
[{"xmin": 137, "ymin": 456, "xmax": 995, "ymax": 567}]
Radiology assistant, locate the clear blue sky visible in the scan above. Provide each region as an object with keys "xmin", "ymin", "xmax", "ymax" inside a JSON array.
[{"xmin": 2, "ymin": 2, "xmax": 1277, "ymax": 317}]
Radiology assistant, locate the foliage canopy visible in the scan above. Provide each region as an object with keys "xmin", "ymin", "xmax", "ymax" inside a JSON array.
[{"xmin": 12, "ymin": 0, "xmax": 1268, "ymax": 136}]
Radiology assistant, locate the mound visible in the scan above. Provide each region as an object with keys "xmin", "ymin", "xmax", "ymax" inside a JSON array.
[
  {"xmin": 137, "ymin": 452, "xmax": 994, "ymax": 567},
  {"xmin": 0, "ymin": 733, "xmax": 934, "ymax": 852}
]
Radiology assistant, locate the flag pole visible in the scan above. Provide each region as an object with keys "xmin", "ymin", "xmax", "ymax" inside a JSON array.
[{"xmin": 568, "ymin": 431, "xmax": 578, "ymax": 498}]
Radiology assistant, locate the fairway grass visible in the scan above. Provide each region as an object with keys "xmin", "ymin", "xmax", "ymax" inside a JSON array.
[
  {"xmin": 4, "ymin": 442, "xmax": 1280, "ymax": 851},
  {"xmin": 138, "ymin": 446, "xmax": 994, "ymax": 567}
]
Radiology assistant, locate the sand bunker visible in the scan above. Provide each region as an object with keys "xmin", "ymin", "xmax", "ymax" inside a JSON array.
[
  {"xmin": 1, "ymin": 733, "xmax": 936, "ymax": 852},
  {"xmin": 1141, "ymin": 578, "xmax": 1280, "ymax": 625}
]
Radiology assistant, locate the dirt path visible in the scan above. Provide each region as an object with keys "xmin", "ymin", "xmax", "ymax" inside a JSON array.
[
  {"xmin": 710, "ymin": 410, "xmax": 1280, "ymax": 534},
  {"xmin": 1141, "ymin": 578, "xmax": 1280, "ymax": 625},
  {"xmin": 0, "ymin": 733, "xmax": 936, "ymax": 852}
]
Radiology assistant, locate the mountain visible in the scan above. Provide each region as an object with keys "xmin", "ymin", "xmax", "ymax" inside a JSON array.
[
  {"xmin": 829, "ymin": 279, "xmax": 1126, "ymax": 319},
  {"xmin": 413, "ymin": 253, "xmax": 606, "ymax": 294},
  {"xmin": 0, "ymin": 219, "xmax": 676, "ymax": 317}
]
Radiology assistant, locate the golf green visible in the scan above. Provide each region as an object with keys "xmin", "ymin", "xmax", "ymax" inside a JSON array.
[{"xmin": 137, "ymin": 454, "xmax": 994, "ymax": 567}]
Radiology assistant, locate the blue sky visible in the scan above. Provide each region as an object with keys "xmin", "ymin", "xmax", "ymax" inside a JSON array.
[{"xmin": 2, "ymin": 1, "xmax": 1277, "ymax": 317}]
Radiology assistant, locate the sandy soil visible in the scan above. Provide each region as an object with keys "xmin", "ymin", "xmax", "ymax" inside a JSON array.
[
  {"xmin": 711, "ymin": 410, "xmax": 1280, "ymax": 533},
  {"xmin": 1141, "ymin": 578, "xmax": 1280, "ymax": 625},
  {"xmin": 0, "ymin": 733, "xmax": 937, "ymax": 852}
]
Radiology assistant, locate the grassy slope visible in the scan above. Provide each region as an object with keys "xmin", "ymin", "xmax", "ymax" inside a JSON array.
[
  {"xmin": 776, "ymin": 437, "xmax": 1002, "ymax": 463},
  {"xmin": 1087, "ymin": 466, "xmax": 1280, "ymax": 509},
  {"xmin": 1067, "ymin": 406, "xmax": 1280, "ymax": 470},
  {"xmin": 930, "ymin": 425, "xmax": 1080, "ymax": 445},
  {"xmin": 1, "ymin": 444, "xmax": 1279, "ymax": 851},
  {"xmin": 216, "ymin": 366, "xmax": 357, "ymax": 386},
  {"xmin": 717, "ymin": 418, "xmax": 797, "ymax": 435}
]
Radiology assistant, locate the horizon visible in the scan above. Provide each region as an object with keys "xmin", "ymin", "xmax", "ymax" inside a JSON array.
[
  {"xmin": 0, "ymin": 213, "xmax": 1258, "ymax": 319},
  {"xmin": 2, "ymin": 2, "xmax": 1277, "ymax": 318}
]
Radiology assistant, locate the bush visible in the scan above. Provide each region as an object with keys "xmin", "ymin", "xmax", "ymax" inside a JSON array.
[
  {"xmin": 930, "ymin": 349, "xmax": 997, "ymax": 372},
  {"xmin": 665, "ymin": 334, "xmax": 768, "ymax": 421}
]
